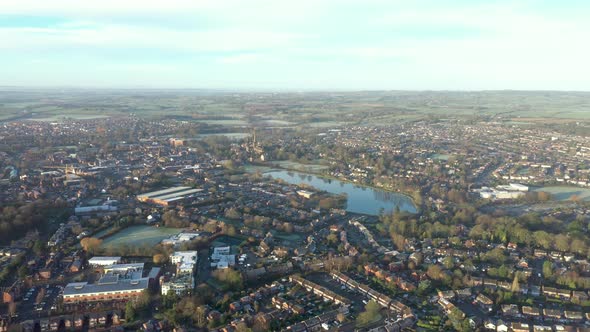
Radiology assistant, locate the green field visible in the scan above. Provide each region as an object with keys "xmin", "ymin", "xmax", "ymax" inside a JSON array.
[
  {"xmin": 533, "ymin": 186, "xmax": 590, "ymax": 201},
  {"xmin": 196, "ymin": 132, "xmax": 251, "ymax": 140},
  {"xmin": 430, "ymin": 153, "xmax": 451, "ymax": 161},
  {"xmin": 271, "ymin": 160, "xmax": 329, "ymax": 172},
  {"xmin": 210, "ymin": 235, "xmax": 244, "ymax": 250},
  {"xmin": 261, "ymin": 119, "xmax": 294, "ymax": 126},
  {"xmin": 194, "ymin": 119, "xmax": 248, "ymax": 126},
  {"xmin": 306, "ymin": 121, "xmax": 347, "ymax": 128},
  {"xmin": 273, "ymin": 232, "xmax": 303, "ymax": 242},
  {"xmin": 2, "ymin": 90, "xmax": 590, "ymax": 126},
  {"xmin": 28, "ymin": 114, "xmax": 111, "ymax": 122},
  {"xmin": 101, "ymin": 225, "xmax": 182, "ymax": 248}
]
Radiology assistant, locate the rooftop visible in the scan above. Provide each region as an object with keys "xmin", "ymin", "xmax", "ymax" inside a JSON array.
[
  {"xmin": 137, "ymin": 186, "xmax": 191, "ymax": 199},
  {"xmin": 63, "ymin": 277, "xmax": 149, "ymax": 296}
]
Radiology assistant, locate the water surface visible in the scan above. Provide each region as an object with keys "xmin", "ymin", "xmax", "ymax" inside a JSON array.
[{"xmin": 265, "ymin": 170, "xmax": 417, "ymax": 215}]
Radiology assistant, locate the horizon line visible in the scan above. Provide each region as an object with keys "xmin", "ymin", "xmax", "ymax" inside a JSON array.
[{"xmin": 1, "ymin": 86, "xmax": 590, "ymax": 93}]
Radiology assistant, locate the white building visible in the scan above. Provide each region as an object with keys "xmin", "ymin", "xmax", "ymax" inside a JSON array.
[
  {"xmin": 296, "ymin": 190, "xmax": 314, "ymax": 199},
  {"xmin": 63, "ymin": 263, "xmax": 147, "ymax": 303},
  {"xmin": 212, "ymin": 246, "xmax": 230, "ymax": 256},
  {"xmin": 170, "ymin": 251, "xmax": 198, "ymax": 265},
  {"xmin": 161, "ymin": 232, "xmax": 200, "ymax": 246},
  {"xmin": 88, "ymin": 256, "xmax": 121, "ymax": 266},
  {"xmin": 508, "ymin": 183, "xmax": 529, "ymax": 192},
  {"xmin": 475, "ymin": 185, "xmax": 527, "ymax": 200},
  {"xmin": 161, "ymin": 251, "xmax": 197, "ymax": 295},
  {"xmin": 104, "ymin": 263, "xmax": 145, "ymax": 279},
  {"xmin": 210, "ymin": 246, "xmax": 235, "ymax": 269},
  {"xmin": 161, "ymin": 278, "xmax": 192, "ymax": 296}
]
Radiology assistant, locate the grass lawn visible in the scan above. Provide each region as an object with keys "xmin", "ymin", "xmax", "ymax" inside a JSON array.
[
  {"xmin": 271, "ymin": 160, "xmax": 329, "ymax": 172},
  {"xmin": 533, "ymin": 186, "xmax": 590, "ymax": 201},
  {"xmin": 356, "ymin": 313, "xmax": 382, "ymax": 328},
  {"xmin": 101, "ymin": 225, "xmax": 182, "ymax": 249}
]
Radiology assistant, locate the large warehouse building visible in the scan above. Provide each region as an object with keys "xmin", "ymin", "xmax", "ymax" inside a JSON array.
[{"xmin": 136, "ymin": 186, "xmax": 203, "ymax": 206}]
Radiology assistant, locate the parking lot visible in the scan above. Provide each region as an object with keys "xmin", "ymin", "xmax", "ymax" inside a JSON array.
[{"xmin": 19, "ymin": 284, "xmax": 62, "ymax": 320}]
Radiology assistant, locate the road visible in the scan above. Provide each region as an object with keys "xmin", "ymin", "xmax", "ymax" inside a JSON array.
[{"xmin": 194, "ymin": 249, "xmax": 211, "ymax": 287}]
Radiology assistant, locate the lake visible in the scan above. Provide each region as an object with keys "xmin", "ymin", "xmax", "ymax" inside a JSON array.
[{"xmin": 264, "ymin": 170, "xmax": 417, "ymax": 215}]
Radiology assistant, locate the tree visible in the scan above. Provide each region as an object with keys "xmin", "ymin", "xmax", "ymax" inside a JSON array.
[
  {"xmin": 153, "ymin": 254, "xmax": 168, "ymax": 264},
  {"xmin": 554, "ymin": 234, "xmax": 570, "ymax": 252},
  {"xmin": 252, "ymin": 316, "xmax": 270, "ymax": 332},
  {"xmin": 80, "ymin": 237, "xmax": 102, "ymax": 253},
  {"xmin": 32, "ymin": 240, "xmax": 47, "ymax": 256},
  {"xmin": 195, "ymin": 305, "xmax": 207, "ymax": 327},
  {"xmin": 125, "ymin": 301, "xmax": 136, "ymax": 322},
  {"xmin": 17, "ymin": 265, "xmax": 28, "ymax": 278},
  {"xmin": 537, "ymin": 191, "xmax": 551, "ymax": 201},
  {"xmin": 426, "ymin": 264, "xmax": 445, "ymax": 281},
  {"xmin": 234, "ymin": 322, "xmax": 252, "ymax": 332},
  {"xmin": 326, "ymin": 233, "xmax": 338, "ymax": 245},
  {"xmin": 356, "ymin": 300, "xmax": 381, "ymax": 327},
  {"xmin": 534, "ymin": 231, "xmax": 552, "ymax": 250},
  {"xmin": 212, "ymin": 268, "xmax": 244, "ymax": 291},
  {"xmin": 571, "ymin": 239, "xmax": 587, "ymax": 255},
  {"xmin": 221, "ymin": 224, "xmax": 237, "ymax": 236},
  {"xmin": 449, "ymin": 307, "xmax": 469, "ymax": 332},
  {"xmin": 511, "ymin": 273, "xmax": 520, "ymax": 293},
  {"xmin": 543, "ymin": 261, "xmax": 553, "ymax": 279},
  {"xmin": 443, "ymin": 256, "xmax": 454, "ymax": 269},
  {"xmin": 162, "ymin": 210, "xmax": 188, "ymax": 228},
  {"xmin": 224, "ymin": 208, "xmax": 242, "ymax": 220},
  {"xmin": 390, "ymin": 232, "xmax": 406, "ymax": 251},
  {"xmin": 162, "ymin": 290, "xmax": 179, "ymax": 309},
  {"xmin": 417, "ymin": 280, "xmax": 431, "ymax": 296}
]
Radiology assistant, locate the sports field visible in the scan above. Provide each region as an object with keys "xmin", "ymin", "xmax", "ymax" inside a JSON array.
[{"xmin": 101, "ymin": 225, "xmax": 181, "ymax": 249}]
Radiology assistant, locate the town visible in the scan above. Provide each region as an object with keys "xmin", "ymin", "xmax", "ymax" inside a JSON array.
[{"xmin": 0, "ymin": 90, "xmax": 590, "ymax": 332}]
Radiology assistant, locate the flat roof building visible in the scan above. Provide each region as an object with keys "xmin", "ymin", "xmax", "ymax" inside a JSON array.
[
  {"xmin": 88, "ymin": 256, "xmax": 121, "ymax": 266},
  {"xmin": 137, "ymin": 186, "xmax": 204, "ymax": 206},
  {"xmin": 63, "ymin": 276, "xmax": 148, "ymax": 303},
  {"xmin": 161, "ymin": 251, "xmax": 197, "ymax": 295}
]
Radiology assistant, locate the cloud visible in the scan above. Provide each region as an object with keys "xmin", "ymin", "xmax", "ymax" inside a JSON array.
[
  {"xmin": 0, "ymin": 23, "xmax": 308, "ymax": 53},
  {"xmin": 0, "ymin": 0, "xmax": 589, "ymax": 89}
]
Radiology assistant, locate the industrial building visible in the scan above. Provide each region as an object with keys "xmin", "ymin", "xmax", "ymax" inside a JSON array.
[{"xmin": 136, "ymin": 186, "xmax": 204, "ymax": 206}]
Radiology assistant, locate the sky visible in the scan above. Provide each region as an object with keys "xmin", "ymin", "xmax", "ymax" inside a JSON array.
[{"xmin": 0, "ymin": 0, "xmax": 589, "ymax": 90}]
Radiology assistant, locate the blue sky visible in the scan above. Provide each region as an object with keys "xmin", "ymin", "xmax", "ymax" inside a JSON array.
[{"xmin": 0, "ymin": 0, "xmax": 589, "ymax": 90}]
